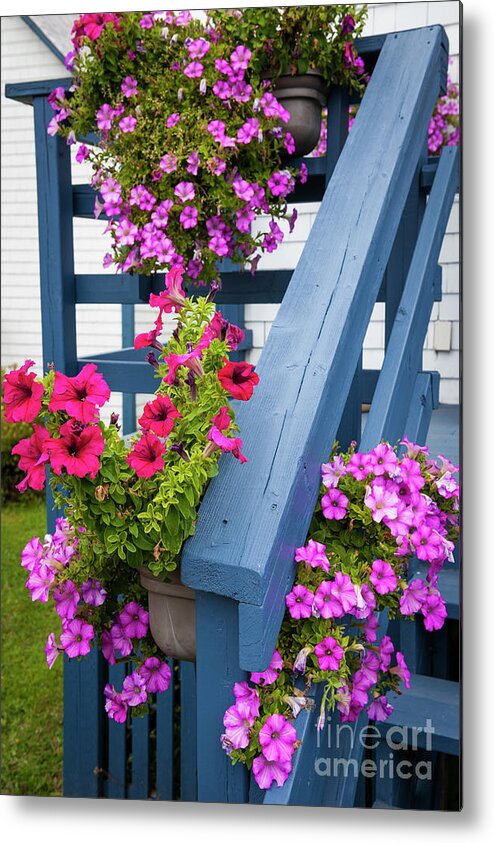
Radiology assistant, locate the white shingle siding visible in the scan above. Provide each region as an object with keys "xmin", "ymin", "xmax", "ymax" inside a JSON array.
[{"xmin": 1, "ymin": 5, "xmax": 460, "ymax": 419}]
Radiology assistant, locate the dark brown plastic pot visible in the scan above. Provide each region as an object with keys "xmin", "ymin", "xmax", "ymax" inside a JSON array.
[
  {"xmin": 272, "ymin": 69, "xmax": 328, "ymax": 158},
  {"xmin": 139, "ymin": 565, "xmax": 196, "ymax": 662}
]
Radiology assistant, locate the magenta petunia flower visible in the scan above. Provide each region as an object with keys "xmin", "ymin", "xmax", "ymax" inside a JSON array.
[
  {"xmin": 96, "ymin": 103, "xmax": 114, "ymax": 132},
  {"xmin": 126, "ymin": 432, "xmax": 166, "ymax": 478},
  {"xmin": 353, "ymin": 582, "xmax": 376, "ymax": 619},
  {"xmin": 379, "ymin": 635, "xmax": 395, "ymax": 671},
  {"xmin": 53, "ymin": 579, "xmax": 80, "ymax": 619},
  {"xmin": 174, "ymin": 181, "xmax": 195, "ymax": 203},
  {"xmin": 101, "ymin": 628, "xmax": 116, "ymax": 665},
  {"xmin": 119, "ymin": 601, "xmax": 149, "ymax": 639},
  {"xmin": 321, "ymin": 455, "xmax": 346, "ymax": 488},
  {"xmin": 186, "ymin": 150, "xmax": 200, "ymax": 175},
  {"xmin": 139, "ymin": 394, "xmax": 181, "ymax": 438},
  {"xmin": 49, "ymin": 362, "xmax": 110, "ymax": 423},
  {"xmin": 179, "ymin": 205, "xmax": 199, "ymax": 229},
  {"xmin": 410, "ymin": 524, "xmax": 444, "ymax": 562},
  {"xmin": 370, "ymin": 559, "xmax": 397, "ymax": 595},
  {"xmin": 252, "ymin": 755, "xmax": 291, "ymax": 789},
  {"xmin": 121, "ymin": 76, "xmax": 138, "ymax": 97},
  {"xmin": 223, "ymin": 702, "xmax": 255, "ymax": 749},
  {"xmin": 187, "ymin": 38, "xmax": 210, "ymax": 59},
  {"xmin": 21, "ymin": 536, "xmax": 44, "ymax": 571},
  {"xmin": 3, "ymin": 360, "xmax": 44, "ymax": 423},
  {"xmin": 139, "ymin": 657, "xmax": 172, "ymax": 694},
  {"xmin": 314, "ymin": 636, "xmax": 344, "ymax": 671},
  {"xmin": 399, "ymin": 578, "xmax": 428, "ymax": 615},
  {"xmin": 367, "ymin": 695, "xmax": 394, "ymax": 722},
  {"xmin": 294, "ymin": 539, "xmax": 330, "ymax": 572},
  {"xmin": 285, "ymin": 584, "xmax": 313, "ymax": 619},
  {"xmin": 81, "ymin": 578, "xmax": 107, "ymax": 607},
  {"xmin": 184, "ymin": 61, "xmax": 203, "ymax": 78},
  {"xmin": 331, "ymin": 571, "xmax": 357, "ymax": 613},
  {"xmin": 26, "ymin": 563, "xmax": 55, "ymax": 603},
  {"xmin": 250, "ymin": 649, "xmax": 282, "ymax": 686},
  {"xmin": 121, "ymin": 671, "xmax": 147, "ymax": 706},
  {"xmin": 313, "ymin": 581, "xmax": 344, "ymax": 619},
  {"xmin": 111, "ymin": 621, "xmax": 133, "ymax": 657},
  {"xmin": 347, "ymin": 452, "xmax": 373, "ymax": 481},
  {"xmin": 48, "ymin": 421, "xmax": 104, "ymax": 480},
  {"xmin": 392, "ymin": 652, "xmax": 411, "ymax": 688},
  {"xmin": 160, "ymin": 153, "xmax": 178, "ymax": 173},
  {"xmin": 45, "ymin": 632, "xmax": 60, "ymax": 669},
  {"xmin": 230, "ymin": 45, "xmax": 251, "ymax": 72},
  {"xmin": 60, "ymin": 618, "xmax": 94, "ymax": 658},
  {"xmin": 267, "ymin": 171, "xmax": 292, "ymax": 197},
  {"xmin": 398, "ymin": 457, "xmax": 425, "ymax": 493},
  {"xmin": 364, "ymin": 612, "xmax": 379, "ymax": 643},
  {"xmin": 321, "ymin": 488, "xmax": 348, "ymax": 520},
  {"xmin": 259, "ymin": 714, "xmax": 296, "ymax": 763},
  {"xmin": 12, "ymin": 424, "xmax": 51, "ymax": 493},
  {"xmin": 105, "ymin": 687, "xmax": 128, "ymax": 723},
  {"xmin": 233, "ymin": 682, "xmax": 260, "ymax": 717},
  {"xmin": 421, "ymin": 593, "xmax": 447, "ymax": 631},
  {"xmin": 119, "ymin": 114, "xmax": 137, "ymax": 133},
  {"xmin": 364, "ymin": 478, "xmax": 400, "ymax": 523},
  {"xmin": 370, "ymin": 443, "xmax": 398, "ymax": 476}
]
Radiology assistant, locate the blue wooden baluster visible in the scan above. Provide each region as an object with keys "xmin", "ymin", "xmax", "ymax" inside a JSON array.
[
  {"xmin": 179, "ymin": 661, "xmax": 198, "ymax": 801},
  {"xmin": 129, "ymin": 713, "xmax": 150, "ymax": 799},
  {"xmin": 194, "ymin": 592, "xmax": 249, "ymax": 803},
  {"xmin": 105, "ymin": 661, "xmax": 127, "ymax": 799},
  {"xmin": 155, "ymin": 661, "xmax": 175, "ymax": 801},
  {"xmin": 121, "ymin": 304, "xmax": 137, "ymax": 434}
]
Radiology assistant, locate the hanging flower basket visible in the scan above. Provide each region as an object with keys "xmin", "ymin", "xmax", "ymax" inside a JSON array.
[
  {"xmin": 272, "ymin": 70, "xmax": 329, "ymax": 158},
  {"xmin": 139, "ymin": 565, "xmax": 196, "ymax": 662}
]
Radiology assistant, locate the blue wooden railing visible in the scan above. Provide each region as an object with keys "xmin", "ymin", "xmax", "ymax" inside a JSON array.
[{"xmin": 6, "ymin": 24, "xmax": 459, "ymax": 807}]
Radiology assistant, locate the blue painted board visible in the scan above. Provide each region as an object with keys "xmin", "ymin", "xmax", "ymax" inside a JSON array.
[
  {"xmin": 155, "ymin": 664, "xmax": 175, "ymax": 801},
  {"xmin": 182, "ymin": 26, "xmax": 449, "ymax": 672},
  {"xmin": 179, "ymin": 661, "xmax": 198, "ymax": 801},
  {"xmin": 105, "ymin": 662, "xmax": 128, "ymax": 799},
  {"xmin": 129, "ymin": 712, "xmax": 150, "ymax": 799},
  {"xmin": 361, "ymin": 147, "xmax": 459, "ymax": 448},
  {"xmin": 63, "ymin": 649, "xmax": 106, "ymax": 797}
]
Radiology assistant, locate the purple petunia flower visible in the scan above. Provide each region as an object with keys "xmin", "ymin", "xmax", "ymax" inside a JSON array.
[
  {"xmin": 370, "ymin": 559, "xmax": 397, "ymax": 595},
  {"xmin": 223, "ymin": 701, "xmax": 255, "ymax": 749},
  {"xmin": 139, "ymin": 657, "xmax": 172, "ymax": 693},
  {"xmin": 250, "ymin": 649, "xmax": 282, "ymax": 686},
  {"xmin": 314, "ymin": 636, "xmax": 344, "ymax": 671},
  {"xmin": 321, "ymin": 488, "xmax": 348, "ymax": 520},
  {"xmin": 45, "ymin": 632, "xmax": 60, "ymax": 669},
  {"xmin": 184, "ymin": 61, "xmax": 203, "ymax": 79},
  {"xmin": 174, "ymin": 181, "xmax": 195, "ymax": 203},
  {"xmin": 286, "ymin": 584, "xmax": 313, "ymax": 619},
  {"xmin": 104, "ymin": 685, "xmax": 128, "ymax": 723},
  {"xmin": 421, "ymin": 592, "xmax": 447, "ymax": 631},
  {"xmin": 122, "ymin": 671, "xmax": 148, "ymax": 706},
  {"xmin": 60, "ymin": 618, "xmax": 94, "ymax": 658},
  {"xmin": 121, "ymin": 76, "xmax": 138, "ymax": 98},
  {"xmin": 81, "ymin": 578, "xmax": 107, "ymax": 607},
  {"xmin": 259, "ymin": 714, "xmax": 296, "ymax": 763},
  {"xmin": 347, "ymin": 452, "xmax": 373, "ymax": 481},
  {"xmin": 166, "ymin": 112, "xmax": 180, "ymax": 128},
  {"xmin": 179, "ymin": 205, "xmax": 198, "ymax": 229},
  {"xmin": 119, "ymin": 601, "xmax": 149, "ymax": 639},
  {"xmin": 321, "ymin": 455, "xmax": 346, "ymax": 488},
  {"xmin": 233, "ymin": 682, "xmax": 260, "ymax": 717},
  {"xmin": 21, "ymin": 536, "xmax": 44, "ymax": 571},
  {"xmin": 53, "ymin": 579, "xmax": 80, "ymax": 619},
  {"xmin": 313, "ymin": 581, "xmax": 344, "ymax": 619},
  {"xmin": 364, "ymin": 478, "xmax": 400, "ymax": 523},
  {"xmin": 379, "ymin": 635, "xmax": 395, "ymax": 671},
  {"xmin": 160, "ymin": 154, "xmax": 178, "ymax": 173},
  {"xmin": 294, "ymin": 539, "xmax": 329, "ymax": 572},
  {"xmin": 367, "ymin": 695, "xmax": 394, "ymax": 721},
  {"xmin": 252, "ymin": 755, "xmax": 291, "ymax": 789},
  {"xmin": 26, "ymin": 563, "xmax": 55, "ymax": 603},
  {"xmin": 400, "ymin": 578, "xmax": 428, "ymax": 615}
]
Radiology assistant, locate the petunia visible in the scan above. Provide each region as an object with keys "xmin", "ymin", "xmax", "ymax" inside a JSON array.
[
  {"xmin": 26, "ymin": 563, "xmax": 55, "ymax": 603},
  {"xmin": 223, "ymin": 702, "xmax": 255, "ymax": 749},
  {"xmin": 3, "ymin": 360, "xmax": 44, "ymax": 423},
  {"xmin": 331, "ymin": 571, "xmax": 357, "ymax": 613},
  {"xmin": 391, "ymin": 652, "xmax": 411, "ymax": 689},
  {"xmin": 399, "ymin": 578, "xmax": 428, "ymax": 615},
  {"xmin": 314, "ymin": 636, "xmax": 344, "ymax": 672},
  {"xmin": 379, "ymin": 635, "xmax": 395, "ymax": 672},
  {"xmin": 110, "ymin": 622, "xmax": 132, "ymax": 657},
  {"xmin": 286, "ymin": 584, "xmax": 313, "ymax": 619},
  {"xmin": 183, "ymin": 61, "xmax": 203, "ymax": 78},
  {"xmin": 259, "ymin": 714, "xmax": 296, "ymax": 763},
  {"xmin": 45, "ymin": 632, "xmax": 61, "ymax": 669},
  {"xmin": 139, "ymin": 394, "xmax": 181, "ymax": 438},
  {"xmin": 421, "ymin": 593, "xmax": 447, "ymax": 631},
  {"xmin": 250, "ymin": 649, "xmax": 282, "ymax": 686},
  {"xmin": 60, "ymin": 618, "xmax": 94, "ymax": 658},
  {"xmin": 119, "ymin": 601, "xmax": 149, "ymax": 639},
  {"xmin": 105, "ymin": 689, "xmax": 128, "ymax": 723},
  {"xmin": 294, "ymin": 539, "xmax": 330, "ymax": 572},
  {"xmin": 321, "ymin": 455, "xmax": 346, "ymax": 488},
  {"xmin": 252, "ymin": 755, "xmax": 291, "ymax": 789},
  {"xmin": 53, "ymin": 579, "xmax": 80, "ymax": 619},
  {"xmin": 49, "ymin": 363, "xmax": 110, "ymax": 423},
  {"xmin": 139, "ymin": 657, "xmax": 172, "ymax": 694},
  {"xmin": 21, "ymin": 536, "xmax": 44, "ymax": 571},
  {"xmin": 126, "ymin": 432, "xmax": 165, "ymax": 478},
  {"xmin": 149, "ymin": 266, "xmax": 185, "ymax": 314},
  {"xmin": 364, "ymin": 478, "xmax": 400, "ymax": 523},
  {"xmin": 179, "ymin": 205, "xmax": 198, "ymax": 229},
  {"xmin": 205, "ymin": 426, "xmax": 248, "ymax": 463},
  {"xmin": 370, "ymin": 559, "xmax": 397, "ymax": 595},
  {"xmin": 321, "ymin": 488, "xmax": 348, "ymax": 520},
  {"xmin": 233, "ymin": 682, "xmax": 260, "ymax": 717},
  {"xmin": 121, "ymin": 76, "xmax": 138, "ymax": 97},
  {"xmin": 81, "ymin": 578, "xmax": 107, "ymax": 607},
  {"xmin": 370, "ymin": 443, "xmax": 398, "ymax": 476},
  {"xmin": 218, "ymin": 361, "xmax": 259, "ymax": 401},
  {"xmin": 367, "ymin": 695, "xmax": 394, "ymax": 722},
  {"xmin": 164, "ymin": 349, "xmax": 204, "ymax": 385},
  {"xmin": 121, "ymin": 671, "xmax": 147, "ymax": 706},
  {"xmin": 313, "ymin": 581, "xmax": 344, "ymax": 619},
  {"xmin": 48, "ymin": 421, "xmax": 104, "ymax": 479},
  {"xmin": 12, "ymin": 424, "xmax": 51, "ymax": 492},
  {"xmin": 347, "ymin": 452, "xmax": 373, "ymax": 481}
]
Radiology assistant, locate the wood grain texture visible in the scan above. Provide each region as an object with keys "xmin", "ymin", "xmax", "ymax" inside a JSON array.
[{"xmin": 182, "ymin": 27, "xmax": 449, "ymax": 672}]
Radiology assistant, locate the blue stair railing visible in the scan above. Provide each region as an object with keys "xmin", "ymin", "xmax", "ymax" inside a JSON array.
[{"xmin": 6, "ymin": 24, "xmax": 459, "ymax": 806}]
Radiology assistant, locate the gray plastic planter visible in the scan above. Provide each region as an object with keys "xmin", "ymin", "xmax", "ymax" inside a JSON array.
[
  {"xmin": 273, "ymin": 69, "xmax": 328, "ymax": 158},
  {"xmin": 139, "ymin": 565, "xmax": 196, "ymax": 662}
]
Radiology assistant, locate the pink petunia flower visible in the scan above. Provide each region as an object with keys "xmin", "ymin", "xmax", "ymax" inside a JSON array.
[
  {"xmin": 3, "ymin": 360, "xmax": 44, "ymax": 423},
  {"xmin": 53, "ymin": 579, "xmax": 80, "ymax": 619},
  {"xmin": 49, "ymin": 363, "xmax": 110, "ymax": 423},
  {"xmin": 286, "ymin": 584, "xmax": 313, "ymax": 619},
  {"xmin": 12, "ymin": 424, "xmax": 51, "ymax": 493},
  {"xmin": 250, "ymin": 649, "xmax": 282, "ymax": 686},
  {"xmin": 313, "ymin": 581, "xmax": 344, "ymax": 619},
  {"xmin": 48, "ymin": 421, "xmax": 104, "ymax": 479},
  {"xmin": 60, "ymin": 618, "xmax": 94, "ymax": 658},
  {"xmin": 314, "ymin": 636, "xmax": 344, "ymax": 671},
  {"xmin": 126, "ymin": 432, "xmax": 166, "ymax": 478},
  {"xmin": 370, "ymin": 559, "xmax": 397, "ymax": 595},
  {"xmin": 294, "ymin": 539, "xmax": 329, "ymax": 572},
  {"xmin": 45, "ymin": 632, "xmax": 61, "ymax": 669},
  {"xmin": 259, "ymin": 714, "xmax": 296, "ymax": 763},
  {"xmin": 367, "ymin": 695, "xmax": 394, "ymax": 722},
  {"xmin": 139, "ymin": 394, "xmax": 181, "ymax": 438},
  {"xmin": 252, "ymin": 755, "xmax": 291, "ymax": 789},
  {"xmin": 139, "ymin": 658, "xmax": 172, "ymax": 694},
  {"xmin": 121, "ymin": 671, "xmax": 147, "ymax": 706},
  {"xmin": 223, "ymin": 702, "xmax": 255, "ymax": 749},
  {"xmin": 321, "ymin": 488, "xmax": 348, "ymax": 520}
]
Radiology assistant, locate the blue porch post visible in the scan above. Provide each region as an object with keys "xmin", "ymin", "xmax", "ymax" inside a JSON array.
[{"xmin": 32, "ymin": 93, "xmax": 107, "ymax": 798}]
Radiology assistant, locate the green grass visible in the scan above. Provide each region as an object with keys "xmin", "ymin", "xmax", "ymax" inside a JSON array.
[{"xmin": 1, "ymin": 498, "xmax": 63, "ymax": 796}]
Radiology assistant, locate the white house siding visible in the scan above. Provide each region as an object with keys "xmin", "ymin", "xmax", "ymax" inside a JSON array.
[{"xmin": 1, "ymin": 4, "xmax": 460, "ymax": 422}]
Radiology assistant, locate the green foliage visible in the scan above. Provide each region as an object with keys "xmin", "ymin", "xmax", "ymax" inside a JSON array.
[{"xmin": 208, "ymin": 5, "xmax": 368, "ymax": 88}]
